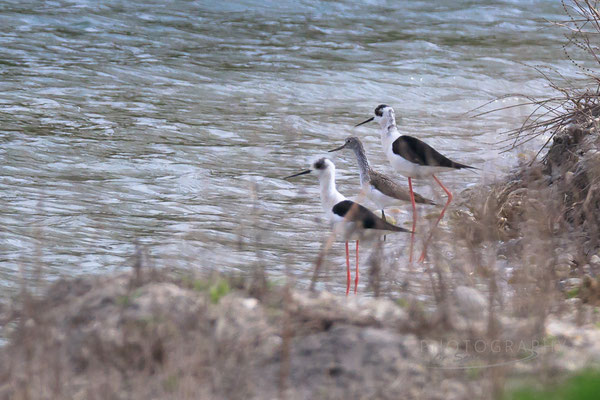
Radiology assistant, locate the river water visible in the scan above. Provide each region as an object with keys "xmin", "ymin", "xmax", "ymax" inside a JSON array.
[{"xmin": 0, "ymin": 0, "xmax": 584, "ymax": 294}]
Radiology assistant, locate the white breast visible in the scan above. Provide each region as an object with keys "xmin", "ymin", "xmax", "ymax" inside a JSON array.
[{"xmin": 385, "ymin": 146, "xmax": 420, "ymax": 177}]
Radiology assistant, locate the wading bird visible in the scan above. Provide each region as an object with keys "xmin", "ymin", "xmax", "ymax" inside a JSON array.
[
  {"xmin": 285, "ymin": 157, "xmax": 410, "ymax": 295},
  {"xmin": 356, "ymin": 105, "xmax": 475, "ymax": 262},
  {"xmin": 328, "ymin": 136, "xmax": 435, "ymax": 226}
]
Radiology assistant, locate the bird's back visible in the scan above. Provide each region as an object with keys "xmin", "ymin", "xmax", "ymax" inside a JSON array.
[{"xmin": 392, "ymin": 135, "xmax": 474, "ymax": 170}]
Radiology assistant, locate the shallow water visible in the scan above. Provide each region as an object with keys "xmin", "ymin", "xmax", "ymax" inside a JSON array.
[{"xmin": 0, "ymin": 0, "xmax": 585, "ymax": 294}]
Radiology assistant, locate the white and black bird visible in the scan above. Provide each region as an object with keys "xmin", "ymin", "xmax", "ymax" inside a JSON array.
[
  {"xmin": 328, "ymin": 136, "xmax": 435, "ymax": 224},
  {"xmin": 284, "ymin": 157, "xmax": 409, "ymax": 295},
  {"xmin": 356, "ymin": 104, "xmax": 475, "ymax": 262}
]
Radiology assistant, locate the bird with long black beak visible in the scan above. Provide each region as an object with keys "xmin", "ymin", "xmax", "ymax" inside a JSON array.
[
  {"xmin": 328, "ymin": 136, "xmax": 435, "ymax": 224},
  {"xmin": 284, "ymin": 157, "xmax": 410, "ymax": 295},
  {"xmin": 355, "ymin": 105, "xmax": 475, "ymax": 262}
]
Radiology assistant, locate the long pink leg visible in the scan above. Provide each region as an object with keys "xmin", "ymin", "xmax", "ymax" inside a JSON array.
[
  {"xmin": 408, "ymin": 177, "xmax": 416, "ymax": 263},
  {"xmin": 419, "ymin": 175, "xmax": 453, "ymax": 262},
  {"xmin": 345, "ymin": 241, "xmax": 350, "ymax": 296},
  {"xmin": 354, "ymin": 240, "xmax": 359, "ymax": 294}
]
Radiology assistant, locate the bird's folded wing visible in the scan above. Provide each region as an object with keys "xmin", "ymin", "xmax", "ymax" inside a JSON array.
[
  {"xmin": 370, "ymin": 171, "xmax": 435, "ymax": 205},
  {"xmin": 370, "ymin": 172, "xmax": 411, "ymax": 202},
  {"xmin": 332, "ymin": 200, "xmax": 407, "ymax": 231},
  {"xmin": 392, "ymin": 135, "xmax": 472, "ymax": 169}
]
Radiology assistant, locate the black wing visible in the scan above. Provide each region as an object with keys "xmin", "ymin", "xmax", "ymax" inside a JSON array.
[
  {"xmin": 392, "ymin": 135, "xmax": 473, "ymax": 169},
  {"xmin": 332, "ymin": 200, "xmax": 409, "ymax": 232}
]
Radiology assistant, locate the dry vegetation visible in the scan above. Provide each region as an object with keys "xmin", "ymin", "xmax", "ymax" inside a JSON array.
[
  {"xmin": 4, "ymin": 1, "xmax": 600, "ymax": 399},
  {"xmin": 0, "ymin": 266, "xmax": 497, "ymax": 399}
]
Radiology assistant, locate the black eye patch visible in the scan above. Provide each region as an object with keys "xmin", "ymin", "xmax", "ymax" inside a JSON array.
[
  {"xmin": 375, "ymin": 104, "xmax": 388, "ymax": 116},
  {"xmin": 314, "ymin": 158, "xmax": 326, "ymax": 170}
]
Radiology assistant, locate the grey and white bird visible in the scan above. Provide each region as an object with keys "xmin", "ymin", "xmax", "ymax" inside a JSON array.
[
  {"xmin": 356, "ymin": 104, "xmax": 475, "ymax": 262},
  {"xmin": 328, "ymin": 136, "xmax": 435, "ymax": 224},
  {"xmin": 284, "ymin": 157, "xmax": 409, "ymax": 295}
]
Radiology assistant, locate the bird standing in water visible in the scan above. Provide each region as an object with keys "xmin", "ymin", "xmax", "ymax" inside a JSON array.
[
  {"xmin": 356, "ymin": 105, "xmax": 475, "ymax": 262},
  {"xmin": 285, "ymin": 157, "xmax": 410, "ymax": 294},
  {"xmin": 328, "ymin": 136, "xmax": 435, "ymax": 226}
]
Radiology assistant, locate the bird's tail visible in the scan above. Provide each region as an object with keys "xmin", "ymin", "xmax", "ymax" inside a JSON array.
[
  {"xmin": 381, "ymin": 220, "xmax": 411, "ymax": 233},
  {"xmin": 414, "ymin": 193, "xmax": 436, "ymax": 206},
  {"xmin": 452, "ymin": 161, "xmax": 478, "ymax": 170}
]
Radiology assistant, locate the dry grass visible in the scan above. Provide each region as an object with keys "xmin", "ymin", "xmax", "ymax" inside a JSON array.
[{"xmin": 470, "ymin": 1, "xmax": 600, "ymax": 161}]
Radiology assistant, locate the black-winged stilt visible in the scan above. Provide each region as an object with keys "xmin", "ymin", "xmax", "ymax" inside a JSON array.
[
  {"xmin": 285, "ymin": 157, "xmax": 410, "ymax": 294},
  {"xmin": 355, "ymin": 105, "xmax": 475, "ymax": 262}
]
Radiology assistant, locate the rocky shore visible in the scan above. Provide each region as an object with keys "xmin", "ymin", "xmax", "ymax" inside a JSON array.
[{"xmin": 1, "ymin": 264, "xmax": 600, "ymax": 399}]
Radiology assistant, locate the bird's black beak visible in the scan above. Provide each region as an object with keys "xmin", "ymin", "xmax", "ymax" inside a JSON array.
[
  {"xmin": 354, "ymin": 116, "xmax": 374, "ymax": 127},
  {"xmin": 284, "ymin": 169, "xmax": 311, "ymax": 180},
  {"xmin": 328, "ymin": 143, "xmax": 347, "ymax": 152}
]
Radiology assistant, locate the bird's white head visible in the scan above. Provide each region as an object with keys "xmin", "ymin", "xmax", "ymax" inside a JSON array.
[
  {"xmin": 284, "ymin": 157, "xmax": 335, "ymax": 181},
  {"xmin": 284, "ymin": 157, "xmax": 343, "ymax": 212},
  {"xmin": 311, "ymin": 157, "xmax": 335, "ymax": 180},
  {"xmin": 374, "ymin": 104, "xmax": 396, "ymax": 128},
  {"xmin": 355, "ymin": 104, "xmax": 396, "ymax": 131}
]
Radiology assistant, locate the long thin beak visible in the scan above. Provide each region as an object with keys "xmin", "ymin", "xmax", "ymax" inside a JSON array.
[
  {"xmin": 354, "ymin": 116, "xmax": 374, "ymax": 127},
  {"xmin": 328, "ymin": 143, "xmax": 346, "ymax": 152},
  {"xmin": 284, "ymin": 169, "xmax": 311, "ymax": 180}
]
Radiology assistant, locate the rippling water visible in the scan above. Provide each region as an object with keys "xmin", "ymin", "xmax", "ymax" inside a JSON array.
[{"xmin": 0, "ymin": 0, "xmax": 582, "ymax": 294}]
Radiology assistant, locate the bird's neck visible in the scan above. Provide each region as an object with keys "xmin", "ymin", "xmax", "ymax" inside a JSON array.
[
  {"xmin": 352, "ymin": 146, "xmax": 371, "ymax": 185},
  {"xmin": 381, "ymin": 123, "xmax": 400, "ymax": 150},
  {"xmin": 379, "ymin": 114, "xmax": 397, "ymax": 133},
  {"xmin": 319, "ymin": 170, "xmax": 345, "ymax": 213}
]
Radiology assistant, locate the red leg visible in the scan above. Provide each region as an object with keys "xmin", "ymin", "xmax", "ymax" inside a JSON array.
[
  {"xmin": 408, "ymin": 177, "xmax": 416, "ymax": 263},
  {"xmin": 419, "ymin": 175, "xmax": 453, "ymax": 262},
  {"xmin": 354, "ymin": 240, "xmax": 359, "ymax": 294},
  {"xmin": 345, "ymin": 241, "xmax": 350, "ymax": 296}
]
